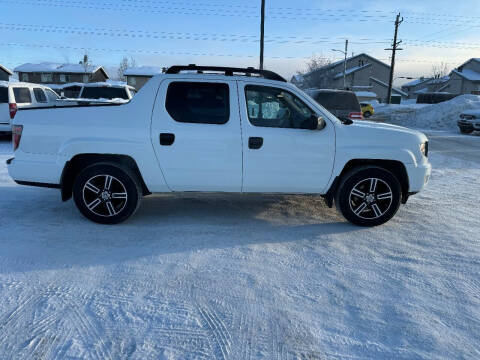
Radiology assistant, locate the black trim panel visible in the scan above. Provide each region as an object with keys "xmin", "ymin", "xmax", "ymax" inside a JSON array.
[
  {"xmin": 15, "ymin": 180, "xmax": 60, "ymax": 189},
  {"xmin": 18, "ymin": 102, "xmax": 125, "ymax": 111}
]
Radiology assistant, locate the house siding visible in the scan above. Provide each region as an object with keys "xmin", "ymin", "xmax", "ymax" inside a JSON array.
[
  {"xmin": 16, "ymin": 70, "xmax": 108, "ymax": 85},
  {"xmin": 0, "ymin": 70, "xmax": 9, "ymax": 81},
  {"xmin": 301, "ymin": 54, "xmax": 392, "ymax": 101}
]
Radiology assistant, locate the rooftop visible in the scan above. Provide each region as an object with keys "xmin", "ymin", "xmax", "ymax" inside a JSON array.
[{"xmin": 14, "ymin": 62, "xmax": 108, "ymax": 76}]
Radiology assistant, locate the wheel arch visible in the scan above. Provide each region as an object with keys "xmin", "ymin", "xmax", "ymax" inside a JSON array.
[
  {"xmin": 60, "ymin": 154, "xmax": 151, "ymax": 201},
  {"xmin": 324, "ymin": 159, "xmax": 410, "ymax": 207}
]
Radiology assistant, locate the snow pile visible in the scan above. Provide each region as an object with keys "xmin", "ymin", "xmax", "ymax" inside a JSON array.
[{"xmin": 376, "ymin": 95, "xmax": 480, "ymax": 130}]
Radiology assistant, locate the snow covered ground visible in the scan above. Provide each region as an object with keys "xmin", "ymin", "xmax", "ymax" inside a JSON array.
[
  {"xmin": 375, "ymin": 95, "xmax": 480, "ymax": 131},
  {"xmin": 0, "ymin": 132, "xmax": 479, "ymax": 359}
]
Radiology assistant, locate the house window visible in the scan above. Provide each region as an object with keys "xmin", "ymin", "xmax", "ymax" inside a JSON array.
[
  {"xmin": 128, "ymin": 77, "xmax": 136, "ymax": 86},
  {"xmin": 41, "ymin": 73, "xmax": 53, "ymax": 83},
  {"xmin": 21, "ymin": 73, "xmax": 29, "ymax": 82},
  {"xmin": 83, "ymin": 75, "xmax": 89, "ymax": 83},
  {"xmin": 59, "ymin": 74, "xmax": 69, "ymax": 83}
]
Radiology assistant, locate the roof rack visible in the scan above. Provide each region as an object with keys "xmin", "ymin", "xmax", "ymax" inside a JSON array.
[{"xmin": 165, "ymin": 64, "xmax": 287, "ymax": 82}]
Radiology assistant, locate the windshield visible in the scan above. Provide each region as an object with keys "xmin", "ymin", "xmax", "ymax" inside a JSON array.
[{"xmin": 81, "ymin": 87, "xmax": 129, "ymax": 100}]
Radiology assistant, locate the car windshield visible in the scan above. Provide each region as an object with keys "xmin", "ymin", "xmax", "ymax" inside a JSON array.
[
  {"xmin": 81, "ymin": 87, "xmax": 129, "ymax": 100},
  {"xmin": 313, "ymin": 92, "xmax": 360, "ymax": 111}
]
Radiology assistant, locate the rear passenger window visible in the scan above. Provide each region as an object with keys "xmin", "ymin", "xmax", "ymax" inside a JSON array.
[
  {"xmin": 33, "ymin": 88, "xmax": 47, "ymax": 103},
  {"xmin": 0, "ymin": 87, "xmax": 7, "ymax": 103},
  {"xmin": 166, "ymin": 82, "xmax": 230, "ymax": 124},
  {"xmin": 13, "ymin": 88, "xmax": 32, "ymax": 104}
]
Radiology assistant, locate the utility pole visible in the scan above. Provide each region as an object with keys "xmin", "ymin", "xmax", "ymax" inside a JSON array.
[
  {"xmin": 343, "ymin": 39, "xmax": 348, "ymax": 89},
  {"xmin": 259, "ymin": 0, "xmax": 265, "ymax": 70},
  {"xmin": 386, "ymin": 13, "xmax": 403, "ymax": 104},
  {"xmin": 331, "ymin": 39, "xmax": 349, "ymax": 89}
]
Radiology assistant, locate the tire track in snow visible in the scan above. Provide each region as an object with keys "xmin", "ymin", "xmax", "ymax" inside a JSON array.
[{"xmin": 198, "ymin": 304, "xmax": 232, "ymax": 360}]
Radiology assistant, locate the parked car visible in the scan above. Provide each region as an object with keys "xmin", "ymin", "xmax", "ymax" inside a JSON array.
[
  {"xmin": 306, "ymin": 89, "xmax": 363, "ymax": 122},
  {"xmin": 457, "ymin": 110, "xmax": 480, "ymax": 134},
  {"xmin": 417, "ymin": 92, "xmax": 456, "ymax": 104},
  {"xmin": 79, "ymin": 83, "xmax": 136, "ymax": 101},
  {"xmin": 7, "ymin": 65, "xmax": 431, "ymax": 227},
  {"xmin": 360, "ymin": 102, "xmax": 375, "ymax": 118},
  {"xmin": 1, "ymin": 82, "xmax": 61, "ymax": 135},
  {"xmin": 0, "ymin": 82, "xmax": 10, "ymax": 135}
]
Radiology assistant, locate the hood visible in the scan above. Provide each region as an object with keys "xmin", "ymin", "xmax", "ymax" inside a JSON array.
[{"xmin": 338, "ymin": 120, "xmax": 428, "ymax": 145}]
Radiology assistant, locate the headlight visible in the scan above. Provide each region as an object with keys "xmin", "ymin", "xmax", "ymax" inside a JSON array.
[{"xmin": 420, "ymin": 142, "xmax": 428, "ymax": 157}]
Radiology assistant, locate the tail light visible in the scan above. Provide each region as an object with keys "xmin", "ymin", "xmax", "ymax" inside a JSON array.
[
  {"xmin": 348, "ymin": 112, "xmax": 363, "ymax": 120},
  {"xmin": 9, "ymin": 103, "xmax": 17, "ymax": 119},
  {"xmin": 12, "ymin": 125, "xmax": 23, "ymax": 151}
]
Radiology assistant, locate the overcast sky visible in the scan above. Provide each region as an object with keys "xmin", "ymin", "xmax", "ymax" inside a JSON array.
[{"xmin": 2, "ymin": 0, "xmax": 479, "ymax": 84}]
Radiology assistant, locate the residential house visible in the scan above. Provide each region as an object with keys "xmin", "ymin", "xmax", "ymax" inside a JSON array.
[
  {"xmin": 300, "ymin": 53, "xmax": 406, "ymax": 102},
  {"xmin": 0, "ymin": 64, "xmax": 12, "ymax": 81},
  {"xmin": 290, "ymin": 74, "xmax": 305, "ymax": 88},
  {"xmin": 14, "ymin": 62, "xmax": 109, "ymax": 85},
  {"xmin": 401, "ymin": 76, "xmax": 451, "ymax": 98},
  {"xmin": 123, "ymin": 66, "xmax": 163, "ymax": 90},
  {"xmin": 441, "ymin": 58, "xmax": 480, "ymax": 95}
]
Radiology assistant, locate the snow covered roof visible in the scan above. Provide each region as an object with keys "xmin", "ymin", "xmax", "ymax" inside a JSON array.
[
  {"xmin": 14, "ymin": 62, "xmax": 108, "ymax": 77},
  {"xmin": 430, "ymin": 76, "xmax": 450, "ymax": 84},
  {"xmin": 123, "ymin": 66, "xmax": 163, "ymax": 77},
  {"xmin": 304, "ymin": 53, "xmax": 389, "ymax": 77},
  {"xmin": 402, "ymin": 77, "xmax": 432, "ymax": 87},
  {"xmin": 0, "ymin": 80, "xmax": 9, "ymax": 87},
  {"xmin": 452, "ymin": 69, "xmax": 480, "ymax": 82},
  {"xmin": 334, "ymin": 63, "xmax": 372, "ymax": 79},
  {"xmin": 370, "ymin": 77, "xmax": 408, "ymax": 96},
  {"xmin": 355, "ymin": 91, "xmax": 377, "ymax": 98},
  {"xmin": 290, "ymin": 74, "xmax": 304, "ymax": 83},
  {"xmin": 0, "ymin": 64, "xmax": 12, "ymax": 75}
]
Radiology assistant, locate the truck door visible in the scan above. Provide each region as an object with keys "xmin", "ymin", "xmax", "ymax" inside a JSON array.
[
  {"xmin": 238, "ymin": 82, "xmax": 336, "ymax": 193},
  {"xmin": 151, "ymin": 79, "xmax": 242, "ymax": 192}
]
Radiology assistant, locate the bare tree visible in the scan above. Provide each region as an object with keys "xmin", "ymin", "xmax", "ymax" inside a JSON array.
[
  {"xmin": 431, "ymin": 62, "xmax": 449, "ymax": 79},
  {"xmin": 306, "ymin": 54, "xmax": 332, "ymax": 73},
  {"xmin": 117, "ymin": 56, "xmax": 137, "ymax": 81},
  {"xmin": 297, "ymin": 54, "xmax": 332, "ymax": 89}
]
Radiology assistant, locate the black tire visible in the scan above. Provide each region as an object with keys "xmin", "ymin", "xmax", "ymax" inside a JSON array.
[
  {"xmin": 335, "ymin": 166, "xmax": 402, "ymax": 227},
  {"xmin": 459, "ymin": 127, "xmax": 474, "ymax": 134},
  {"xmin": 73, "ymin": 162, "xmax": 142, "ymax": 224},
  {"xmin": 363, "ymin": 111, "xmax": 372, "ymax": 118}
]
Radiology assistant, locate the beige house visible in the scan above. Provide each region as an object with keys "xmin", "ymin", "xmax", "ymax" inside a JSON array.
[
  {"xmin": 0, "ymin": 64, "xmax": 12, "ymax": 81},
  {"xmin": 440, "ymin": 58, "xmax": 480, "ymax": 95},
  {"xmin": 123, "ymin": 66, "xmax": 163, "ymax": 90},
  {"xmin": 300, "ymin": 53, "xmax": 406, "ymax": 102},
  {"xmin": 14, "ymin": 62, "xmax": 109, "ymax": 85}
]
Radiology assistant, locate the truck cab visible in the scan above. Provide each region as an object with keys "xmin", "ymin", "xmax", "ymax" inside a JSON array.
[{"xmin": 7, "ymin": 65, "xmax": 431, "ymax": 226}]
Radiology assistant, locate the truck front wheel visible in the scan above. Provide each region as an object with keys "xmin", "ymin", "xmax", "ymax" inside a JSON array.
[
  {"xmin": 73, "ymin": 162, "xmax": 142, "ymax": 224},
  {"xmin": 335, "ymin": 166, "xmax": 402, "ymax": 226}
]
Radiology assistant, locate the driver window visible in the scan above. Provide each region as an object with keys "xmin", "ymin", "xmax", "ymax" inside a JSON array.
[{"xmin": 245, "ymin": 85, "xmax": 314, "ymax": 129}]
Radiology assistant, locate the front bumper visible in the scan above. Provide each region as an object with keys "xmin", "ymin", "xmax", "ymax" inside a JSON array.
[
  {"xmin": 458, "ymin": 120, "xmax": 480, "ymax": 131},
  {"xmin": 405, "ymin": 161, "xmax": 432, "ymax": 193}
]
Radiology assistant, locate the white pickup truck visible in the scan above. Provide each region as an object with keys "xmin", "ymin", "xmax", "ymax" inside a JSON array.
[{"xmin": 7, "ymin": 65, "xmax": 431, "ymax": 226}]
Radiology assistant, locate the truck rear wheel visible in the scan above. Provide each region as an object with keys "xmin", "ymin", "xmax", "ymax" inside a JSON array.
[
  {"xmin": 335, "ymin": 166, "xmax": 402, "ymax": 227},
  {"xmin": 459, "ymin": 127, "xmax": 474, "ymax": 134},
  {"xmin": 73, "ymin": 162, "xmax": 142, "ymax": 224}
]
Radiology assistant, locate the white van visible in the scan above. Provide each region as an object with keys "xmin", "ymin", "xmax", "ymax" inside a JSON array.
[{"xmin": 1, "ymin": 82, "xmax": 61, "ymax": 134}]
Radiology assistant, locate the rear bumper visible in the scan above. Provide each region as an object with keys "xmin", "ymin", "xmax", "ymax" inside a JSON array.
[
  {"xmin": 405, "ymin": 161, "xmax": 432, "ymax": 193},
  {"xmin": 7, "ymin": 157, "xmax": 63, "ymax": 185},
  {"xmin": 0, "ymin": 123, "xmax": 11, "ymax": 133}
]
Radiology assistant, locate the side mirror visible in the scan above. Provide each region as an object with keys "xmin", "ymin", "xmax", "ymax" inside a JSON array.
[
  {"xmin": 316, "ymin": 116, "xmax": 326, "ymax": 130},
  {"xmin": 304, "ymin": 115, "xmax": 327, "ymax": 130}
]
